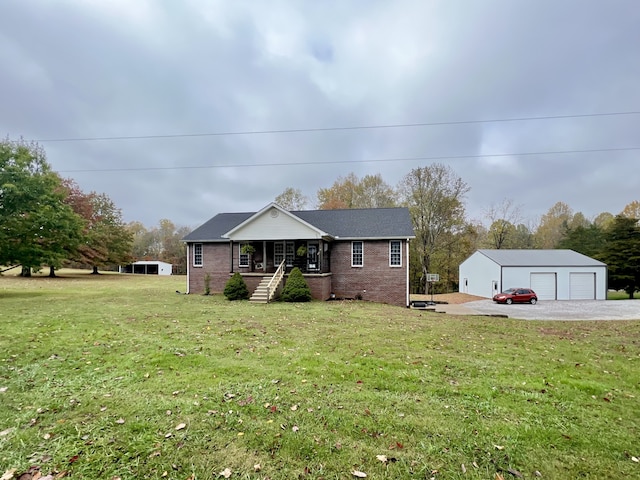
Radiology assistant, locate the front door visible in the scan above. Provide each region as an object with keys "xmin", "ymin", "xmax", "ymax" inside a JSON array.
[{"xmin": 307, "ymin": 243, "xmax": 319, "ymax": 271}]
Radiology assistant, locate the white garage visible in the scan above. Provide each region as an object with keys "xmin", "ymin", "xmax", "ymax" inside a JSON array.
[{"xmin": 459, "ymin": 249, "xmax": 607, "ymax": 300}]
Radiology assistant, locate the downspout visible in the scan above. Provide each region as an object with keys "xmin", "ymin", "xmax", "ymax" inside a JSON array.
[
  {"xmin": 230, "ymin": 240, "xmax": 234, "ymax": 273},
  {"xmin": 186, "ymin": 244, "xmax": 190, "ymax": 294},
  {"xmin": 406, "ymin": 238, "xmax": 410, "ymax": 307}
]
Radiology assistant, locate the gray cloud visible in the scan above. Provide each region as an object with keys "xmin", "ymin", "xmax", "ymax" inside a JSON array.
[{"xmin": 1, "ymin": 0, "xmax": 639, "ymax": 229}]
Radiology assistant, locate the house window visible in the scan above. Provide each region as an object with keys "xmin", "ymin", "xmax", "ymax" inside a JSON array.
[
  {"xmin": 193, "ymin": 243, "xmax": 203, "ymax": 267},
  {"xmin": 274, "ymin": 242, "xmax": 284, "ymax": 266},
  {"xmin": 352, "ymin": 241, "xmax": 363, "ymax": 267},
  {"xmin": 285, "ymin": 241, "xmax": 295, "ymax": 267},
  {"xmin": 239, "ymin": 243, "xmax": 249, "ymax": 267},
  {"xmin": 390, "ymin": 240, "xmax": 402, "ymax": 266}
]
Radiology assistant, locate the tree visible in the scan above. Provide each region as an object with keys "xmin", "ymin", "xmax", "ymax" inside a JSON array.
[
  {"xmin": 534, "ymin": 201, "xmax": 574, "ymax": 249},
  {"xmin": 597, "ymin": 215, "xmax": 640, "ymax": 298},
  {"xmin": 593, "ymin": 211, "xmax": 614, "ymax": 229},
  {"xmin": 557, "ymin": 222, "xmax": 605, "ymax": 258},
  {"xmin": 483, "ymin": 199, "xmax": 522, "ymax": 249},
  {"xmin": 398, "ymin": 164, "xmax": 470, "ymax": 294},
  {"xmin": 127, "ymin": 219, "xmax": 190, "ymax": 274},
  {"xmin": 620, "ymin": 200, "xmax": 640, "ymax": 220},
  {"xmin": 71, "ymin": 191, "xmax": 132, "ymax": 273},
  {"xmin": 0, "ymin": 139, "xmax": 84, "ymax": 276},
  {"xmin": 275, "ymin": 187, "xmax": 309, "ymax": 210},
  {"xmin": 316, "ymin": 173, "xmax": 397, "ymax": 210},
  {"xmin": 356, "ymin": 174, "xmax": 398, "ymax": 208},
  {"xmin": 317, "ymin": 173, "xmax": 360, "ymax": 209}
]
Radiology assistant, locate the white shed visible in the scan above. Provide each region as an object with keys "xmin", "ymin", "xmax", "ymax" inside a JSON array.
[
  {"xmin": 119, "ymin": 260, "xmax": 173, "ymax": 276},
  {"xmin": 459, "ymin": 249, "xmax": 607, "ymax": 300}
]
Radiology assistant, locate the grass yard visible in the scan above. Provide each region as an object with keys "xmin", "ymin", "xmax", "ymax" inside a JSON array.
[{"xmin": 1, "ymin": 271, "xmax": 639, "ymax": 479}]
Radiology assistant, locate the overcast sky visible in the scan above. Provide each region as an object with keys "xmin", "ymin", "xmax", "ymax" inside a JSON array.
[{"xmin": 2, "ymin": 0, "xmax": 639, "ymax": 230}]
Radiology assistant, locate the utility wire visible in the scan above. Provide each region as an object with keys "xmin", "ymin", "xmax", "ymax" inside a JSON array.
[
  {"xmin": 37, "ymin": 110, "xmax": 640, "ymax": 143},
  {"xmin": 57, "ymin": 146, "xmax": 640, "ymax": 173}
]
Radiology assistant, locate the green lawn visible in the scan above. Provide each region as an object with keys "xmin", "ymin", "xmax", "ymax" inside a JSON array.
[{"xmin": 1, "ymin": 271, "xmax": 639, "ymax": 479}]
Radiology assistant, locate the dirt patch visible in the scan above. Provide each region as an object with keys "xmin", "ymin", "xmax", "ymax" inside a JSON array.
[{"xmin": 410, "ymin": 292, "xmax": 486, "ymax": 304}]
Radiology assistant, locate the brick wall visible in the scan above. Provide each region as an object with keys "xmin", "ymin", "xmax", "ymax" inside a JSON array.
[
  {"xmin": 330, "ymin": 240, "xmax": 408, "ymax": 307},
  {"xmin": 188, "ymin": 243, "xmax": 231, "ymax": 294}
]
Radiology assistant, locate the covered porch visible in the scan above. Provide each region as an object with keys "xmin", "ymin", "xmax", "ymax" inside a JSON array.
[{"xmin": 231, "ymin": 239, "xmax": 332, "ymax": 275}]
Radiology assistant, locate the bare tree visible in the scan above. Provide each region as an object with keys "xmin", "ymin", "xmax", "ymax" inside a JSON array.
[
  {"xmin": 398, "ymin": 164, "xmax": 470, "ymax": 294},
  {"xmin": 275, "ymin": 187, "xmax": 309, "ymax": 210},
  {"xmin": 483, "ymin": 199, "xmax": 523, "ymax": 249}
]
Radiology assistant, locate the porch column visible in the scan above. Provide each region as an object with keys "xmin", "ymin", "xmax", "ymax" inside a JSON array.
[{"xmin": 262, "ymin": 241, "xmax": 267, "ymax": 272}]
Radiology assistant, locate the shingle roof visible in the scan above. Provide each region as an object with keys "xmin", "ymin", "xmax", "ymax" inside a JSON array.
[
  {"xmin": 183, "ymin": 206, "xmax": 415, "ymax": 242},
  {"xmin": 478, "ymin": 249, "xmax": 606, "ymax": 267}
]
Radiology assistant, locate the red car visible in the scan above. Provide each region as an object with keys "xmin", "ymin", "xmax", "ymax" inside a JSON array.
[{"xmin": 493, "ymin": 288, "xmax": 538, "ymax": 305}]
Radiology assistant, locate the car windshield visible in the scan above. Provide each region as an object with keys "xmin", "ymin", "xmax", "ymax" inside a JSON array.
[{"xmin": 502, "ymin": 288, "xmax": 517, "ymax": 294}]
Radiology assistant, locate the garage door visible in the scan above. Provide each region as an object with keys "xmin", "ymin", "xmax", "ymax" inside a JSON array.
[
  {"xmin": 530, "ymin": 273, "xmax": 557, "ymax": 300},
  {"xmin": 570, "ymin": 272, "xmax": 595, "ymax": 300}
]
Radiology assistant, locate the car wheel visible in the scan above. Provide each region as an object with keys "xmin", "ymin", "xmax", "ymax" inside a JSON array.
[
  {"xmin": 506, "ymin": 298, "xmax": 513, "ymax": 305},
  {"xmin": 530, "ymin": 298, "xmax": 537, "ymax": 305}
]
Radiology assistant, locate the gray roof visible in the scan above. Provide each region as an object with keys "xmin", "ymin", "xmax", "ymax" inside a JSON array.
[
  {"xmin": 477, "ymin": 249, "xmax": 606, "ymax": 267},
  {"xmin": 183, "ymin": 206, "xmax": 415, "ymax": 242}
]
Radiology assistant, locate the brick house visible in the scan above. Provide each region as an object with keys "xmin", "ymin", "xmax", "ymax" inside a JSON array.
[{"xmin": 182, "ymin": 203, "xmax": 415, "ymax": 307}]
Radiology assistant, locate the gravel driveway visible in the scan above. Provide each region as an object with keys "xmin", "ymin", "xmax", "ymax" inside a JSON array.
[{"xmin": 457, "ymin": 299, "xmax": 640, "ymax": 321}]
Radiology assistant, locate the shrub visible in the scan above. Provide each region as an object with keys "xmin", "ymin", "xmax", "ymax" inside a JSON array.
[
  {"xmin": 223, "ymin": 272, "xmax": 249, "ymax": 300},
  {"xmin": 281, "ymin": 267, "xmax": 311, "ymax": 302},
  {"xmin": 204, "ymin": 273, "xmax": 211, "ymax": 295}
]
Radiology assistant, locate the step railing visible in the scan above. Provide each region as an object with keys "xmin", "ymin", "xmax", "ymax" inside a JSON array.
[{"xmin": 265, "ymin": 260, "xmax": 286, "ymax": 302}]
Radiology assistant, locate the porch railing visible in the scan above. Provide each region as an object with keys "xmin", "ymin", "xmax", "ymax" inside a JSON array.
[{"xmin": 266, "ymin": 259, "xmax": 286, "ymax": 302}]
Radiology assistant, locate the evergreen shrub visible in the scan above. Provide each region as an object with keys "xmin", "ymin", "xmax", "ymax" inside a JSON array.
[
  {"xmin": 224, "ymin": 272, "xmax": 249, "ymax": 300},
  {"xmin": 281, "ymin": 267, "xmax": 312, "ymax": 302}
]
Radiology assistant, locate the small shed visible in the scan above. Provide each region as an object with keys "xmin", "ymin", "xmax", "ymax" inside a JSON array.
[
  {"xmin": 119, "ymin": 260, "xmax": 173, "ymax": 276},
  {"xmin": 459, "ymin": 249, "xmax": 607, "ymax": 300}
]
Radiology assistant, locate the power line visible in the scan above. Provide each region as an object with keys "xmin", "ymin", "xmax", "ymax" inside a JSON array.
[
  {"xmin": 37, "ymin": 110, "xmax": 640, "ymax": 143},
  {"xmin": 57, "ymin": 146, "xmax": 640, "ymax": 173}
]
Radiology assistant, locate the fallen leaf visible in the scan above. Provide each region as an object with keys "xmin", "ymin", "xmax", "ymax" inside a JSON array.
[
  {"xmin": 508, "ymin": 468, "xmax": 524, "ymax": 478},
  {"xmin": 254, "ymin": 464, "xmax": 261, "ymax": 472},
  {"xmin": 175, "ymin": 423, "xmax": 186, "ymax": 431},
  {"xmin": 495, "ymin": 474, "xmax": 505, "ymax": 480},
  {"xmin": 494, "ymin": 445, "xmax": 504, "ymax": 450},
  {"xmin": 115, "ymin": 418, "xmax": 125, "ymax": 424},
  {"xmin": 292, "ymin": 425, "xmax": 299, "ymax": 432},
  {"xmin": 0, "ymin": 387, "xmax": 7, "ymax": 393},
  {"xmin": 461, "ymin": 464, "xmax": 466, "ymax": 473},
  {"xmin": 1, "ymin": 469, "xmax": 16, "ymax": 480},
  {"xmin": 291, "ymin": 405, "xmax": 298, "ymax": 411},
  {"xmin": 218, "ymin": 468, "xmax": 232, "ymax": 478},
  {"xmin": 352, "ymin": 471, "xmax": 367, "ymax": 478},
  {"xmin": 376, "ymin": 455, "xmax": 388, "ymax": 463},
  {"xmin": 632, "ymin": 457, "xmax": 639, "ymax": 463}
]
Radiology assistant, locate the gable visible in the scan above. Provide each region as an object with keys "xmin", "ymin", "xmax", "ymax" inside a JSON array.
[{"xmin": 224, "ymin": 204, "xmax": 328, "ymax": 241}]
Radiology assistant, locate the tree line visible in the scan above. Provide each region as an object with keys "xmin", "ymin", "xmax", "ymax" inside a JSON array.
[
  {"xmin": 276, "ymin": 170, "xmax": 640, "ymax": 298},
  {"xmin": 3, "ymin": 138, "xmax": 638, "ymax": 297},
  {"xmin": 0, "ymin": 138, "xmax": 189, "ymax": 276}
]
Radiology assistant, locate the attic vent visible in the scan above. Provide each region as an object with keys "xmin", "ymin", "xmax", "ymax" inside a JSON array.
[{"xmin": 270, "ymin": 209, "xmax": 279, "ymax": 218}]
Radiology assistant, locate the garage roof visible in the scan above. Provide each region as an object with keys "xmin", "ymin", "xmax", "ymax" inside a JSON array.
[{"xmin": 478, "ymin": 249, "xmax": 606, "ymax": 267}]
